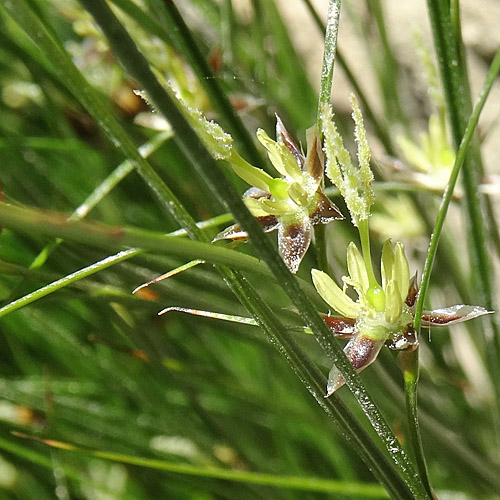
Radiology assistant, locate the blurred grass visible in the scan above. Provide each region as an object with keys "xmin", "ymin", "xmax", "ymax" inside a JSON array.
[{"xmin": 0, "ymin": 0, "xmax": 499, "ymax": 499}]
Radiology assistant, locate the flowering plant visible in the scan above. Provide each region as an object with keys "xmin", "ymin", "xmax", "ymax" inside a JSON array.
[
  {"xmin": 143, "ymin": 89, "xmax": 492, "ymax": 398},
  {"xmin": 314, "ymin": 95, "xmax": 490, "ymax": 396},
  {"xmin": 312, "ymin": 242, "xmax": 490, "ymax": 395},
  {"xmin": 214, "ymin": 116, "xmax": 343, "ymax": 273}
]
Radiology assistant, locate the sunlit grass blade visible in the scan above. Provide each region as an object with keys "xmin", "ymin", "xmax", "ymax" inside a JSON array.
[
  {"xmin": 0, "ymin": 200, "xmax": 324, "ymax": 306},
  {"xmin": 158, "ymin": 307, "xmax": 259, "ymax": 326},
  {"xmin": 11, "ymin": 432, "xmax": 388, "ymax": 498},
  {"xmin": 425, "ymin": 0, "xmax": 500, "ymax": 425},
  {"xmin": 133, "ymin": 259, "xmax": 205, "ymax": 295},
  {"xmin": 0, "ymin": 249, "xmax": 142, "ymax": 319}
]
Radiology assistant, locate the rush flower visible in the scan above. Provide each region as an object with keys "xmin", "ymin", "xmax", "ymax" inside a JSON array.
[
  {"xmin": 312, "ymin": 241, "xmax": 491, "ymax": 397},
  {"xmin": 135, "ymin": 83, "xmax": 342, "ymax": 273},
  {"xmin": 214, "ymin": 116, "xmax": 343, "ymax": 273},
  {"xmin": 315, "ymin": 95, "xmax": 491, "ymax": 396},
  {"xmin": 394, "ymin": 114, "xmax": 457, "ymax": 194}
]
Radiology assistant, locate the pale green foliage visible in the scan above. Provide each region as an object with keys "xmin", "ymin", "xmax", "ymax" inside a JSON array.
[{"xmin": 397, "ymin": 115, "xmax": 454, "ymax": 177}]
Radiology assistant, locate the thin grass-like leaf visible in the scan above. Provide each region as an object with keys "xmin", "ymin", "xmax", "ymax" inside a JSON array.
[
  {"xmin": 0, "ymin": 249, "xmax": 142, "ymax": 318},
  {"xmin": 11, "ymin": 433, "xmax": 389, "ymax": 498},
  {"xmin": 412, "ymin": 37, "xmax": 500, "ymax": 500}
]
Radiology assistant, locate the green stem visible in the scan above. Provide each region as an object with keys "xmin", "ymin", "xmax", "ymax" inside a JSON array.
[
  {"xmin": 413, "ymin": 30, "xmax": 500, "ymax": 500},
  {"xmin": 400, "ymin": 350, "xmax": 434, "ymax": 499},
  {"xmin": 0, "ymin": 202, "xmax": 267, "ymax": 285},
  {"xmin": 414, "ymin": 45, "xmax": 500, "ymax": 330},
  {"xmin": 4, "ymin": 434, "xmax": 388, "ymax": 497},
  {"xmin": 317, "ymin": 0, "xmax": 342, "ymax": 128},
  {"xmin": 0, "ymin": 249, "xmax": 142, "ymax": 318}
]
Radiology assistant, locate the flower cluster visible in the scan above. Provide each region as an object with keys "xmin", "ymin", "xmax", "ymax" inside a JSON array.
[
  {"xmin": 137, "ymin": 87, "xmax": 492, "ymax": 398},
  {"xmin": 214, "ymin": 117, "xmax": 343, "ymax": 273},
  {"xmin": 312, "ymin": 97, "xmax": 490, "ymax": 396},
  {"xmin": 312, "ymin": 241, "xmax": 490, "ymax": 395}
]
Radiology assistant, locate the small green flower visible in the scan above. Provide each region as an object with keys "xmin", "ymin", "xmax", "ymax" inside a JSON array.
[
  {"xmin": 134, "ymin": 85, "xmax": 342, "ymax": 273},
  {"xmin": 312, "ymin": 241, "xmax": 491, "ymax": 396},
  {"xmin": 395, "ymin": 114, "xmax": 456, "ymax": 192},
  {"xmin": 214, "ymin": 116, "xmax": 343, "ymax": 273}
]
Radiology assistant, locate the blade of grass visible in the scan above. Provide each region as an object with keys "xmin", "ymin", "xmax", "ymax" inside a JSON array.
[
  {"xmin": 4, "ymin": 131, "xmax": 172, "ymax": 308},
  {"xmin": 448, "ymin": 0, "xmax": 500, "ymax": 268},
  {"xmin": 74, "ymin": 1, "xmax": 426, "ymax": 496},
  {"xmin": 0, "ymin": 436, "xmax": 126, "ymax": 496},
  {"xmin": 315, "ymin": 0, "xmax": 342, "ymax": 275},
  {"xmin": 0, "ymin": 202, "xmax": 273, "ymax": 285},
  {"xmin": 6, "ymin": 1, "xmax": 421, "ymax": 495},
  {"xmin": 0, "ymin": 248, "xmax": 143, "ymax": 318},
  {"xmin": 412, "ymin": 42, "xmax": 500, "ymax": 498},
  {"xmin": 10, "ymin": 433, "xmax": 388, "ymax": 498},
  {"xmin": 0, "ymin": 0, "xmax": 199, "ymax": 241},
  {"xmin": 373, "ymin": 361, "xmax": 500, "ymax": 494},
  {"xmin": 414, "ymin": 45, "xmax": 500, "ymax": 337},
  {"xmin": 426, "ymin": 0, "xmax": 500, "ymax": 428}
]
